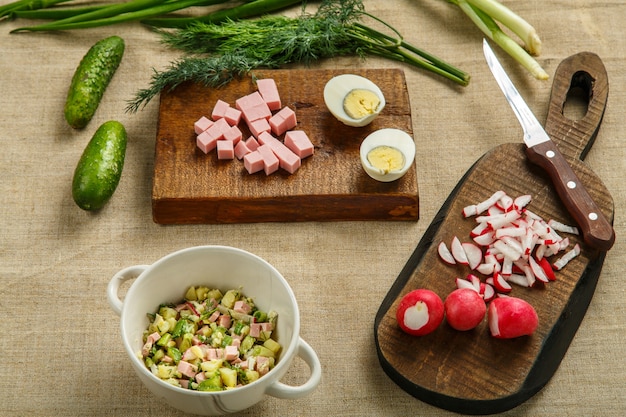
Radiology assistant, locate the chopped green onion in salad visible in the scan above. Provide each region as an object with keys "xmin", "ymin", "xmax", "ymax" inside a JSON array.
[{"xmin": 141, "ymin": 285, "xmax": 280, "ymax": 391}]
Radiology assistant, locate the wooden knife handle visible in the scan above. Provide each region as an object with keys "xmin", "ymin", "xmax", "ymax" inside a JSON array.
[{"xmin": 526, "ymin": 141, "xmax": 615, "ymax": 251}]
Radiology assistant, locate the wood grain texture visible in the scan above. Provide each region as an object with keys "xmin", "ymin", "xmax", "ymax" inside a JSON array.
[
  {"xmin": 374, "ymin": 53, "xmax": 615, "ymax": 414},
  {"xmin": 152, "ymin": 69, "xmax": 417, "ymax": 224}
]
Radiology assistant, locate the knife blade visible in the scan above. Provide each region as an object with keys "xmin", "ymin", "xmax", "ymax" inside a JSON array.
[{"xmin": 482, "ymin": 39, "xmax": 615, "ymax": 251}]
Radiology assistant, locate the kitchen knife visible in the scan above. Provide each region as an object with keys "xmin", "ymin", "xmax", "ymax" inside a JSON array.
[{"xmin": 483, "ymin": 39, "xmax": 615, "ymax": 251}]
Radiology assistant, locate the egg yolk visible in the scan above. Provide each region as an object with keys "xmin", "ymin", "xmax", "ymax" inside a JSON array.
[
  {"xmin": 343, "ymin": 89, "xmax": 380, "ymax": 119},
  {"xmin": 367, "ymin": 146, "xmax": 405, "ymax": 174}
]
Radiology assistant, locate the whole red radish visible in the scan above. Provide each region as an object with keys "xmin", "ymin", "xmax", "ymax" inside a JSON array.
[
  {"xmin": 444, "ymin": 288, "xmax": 486, "ymax": 331},
  {"xmin": 488, "ymin": 296, "xmax": 538, "ymax": 338},
  {"xmin": 396, "ymin": 289, "xmax": 444, "ymax": 336}
]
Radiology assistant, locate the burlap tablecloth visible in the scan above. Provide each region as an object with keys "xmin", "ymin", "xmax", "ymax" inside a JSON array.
[{"xmin": 1, "ymin": 1, "xmax": 624, "ymax": 415}]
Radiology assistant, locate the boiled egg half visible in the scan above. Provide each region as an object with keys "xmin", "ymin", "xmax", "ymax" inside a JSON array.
[
  {"xmin": 360, "ymin": 128, "xmax": 415, "ymax": 182},
  {"xmin": 323, "ymin": 74, "xmax": 385, "ymax": 127}
]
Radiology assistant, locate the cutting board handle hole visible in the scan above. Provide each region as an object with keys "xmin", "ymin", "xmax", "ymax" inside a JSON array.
[{"xmin": 562, "ymin": 71, "xmax": 592, "ymax": 121}]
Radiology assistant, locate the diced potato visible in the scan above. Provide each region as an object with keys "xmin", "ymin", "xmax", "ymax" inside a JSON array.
[
  {"xmin": 157, "ymin": 364, "xmax": 179, "ymax": 379},
  {"xmin": 158, "ymin": 306, "xmax": 178, "ymax": 320},
  {"xmin": 201, "ymin": 359, "xmax": 224, "ymax": 374},
  {"xmin": 221, "ymin": 289, "xmax": 240, "ymax": 309},
  {"xmin": 195, "ymin": 286, "xmax": 210, "ymax": 301},
  {"xmin": 241, "ymin": 370, "xmax": 260, "ymax": 385},
  {"xmin": 263, "ymin": 338, "xmax": 281, "ymax": 354},
  {"xmin": 185, "ymin": 286, "xmax": 198, "ymax": 301},
  {"xmin": 220, "ymin": 367, "xmax": 237, "ymax": 388}
]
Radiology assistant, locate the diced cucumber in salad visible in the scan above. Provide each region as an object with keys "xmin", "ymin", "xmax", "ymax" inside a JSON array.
[{"xmin": 141, "ymin": 285, "xmax": 280, "ymax": 391}]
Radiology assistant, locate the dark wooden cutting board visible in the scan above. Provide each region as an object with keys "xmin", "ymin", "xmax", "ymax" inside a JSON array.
[
  {"xmin": 152, "ymin": 68, "xmax": 417, "ymax": 224},
  {"xmin": 374, "ymin": 52, "xmax": 614, "ymax": 414}
]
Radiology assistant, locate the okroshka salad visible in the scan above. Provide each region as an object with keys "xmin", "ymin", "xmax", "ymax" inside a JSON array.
[{"xmin": 141, "ymin": 285, "xmax": 280, "ymax": 391}]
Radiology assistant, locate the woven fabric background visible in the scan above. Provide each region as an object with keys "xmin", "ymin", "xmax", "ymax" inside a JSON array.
[{"xmin": 1, "ymin": 1, "xmax": 624, "ymax": 416}]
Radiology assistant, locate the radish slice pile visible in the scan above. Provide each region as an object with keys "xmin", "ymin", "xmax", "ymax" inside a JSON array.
[{"xmin": 440, "ymin": 190, "xmax": 581, "ymax": 295}]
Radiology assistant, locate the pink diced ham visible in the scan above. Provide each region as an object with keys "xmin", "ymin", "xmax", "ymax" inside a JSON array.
[
  {"xmin": 179, "ymin": 379, "xmax": 189, "ymax": 389},
  {"xmin": 195, "ymin": 372, "xmax": 206, "ymax": 383},
  {"xmin": 243, "ymin": 150, "xmax": 264, "ymax": 174},
  {"xmin": 141, "ymin": 332, "xmax": 161, "ymax": 357},
  {"xmin": 217, "ymin": 140, "xmax": 235, "ymax": 160},
  {"xmin": 237, "ymin": 92, "xmax": 271, "ymax": 122},
  {"xmin": 256, "ymin": 78, "xmax": 281, "ymax": 111},
  {"xmin": 245, "ymin": 136, "xmax": 259, "ymax": 151},
  {"xmin": 208, "ymin": 310, "xmax": 221, "ymax": 322},
  {"xmin": 258, "ymin": 132, "xmax": 301, "ymax": 174},
  {"xmin": 256, "ymin": 144, "xmax": 280, "ymax": 175},
  {"xmin": 223, "ymin": 125, "xmax": 243, "ymax": 145},
  {"xmin": 177, "ymin": 361, "xmax": 198, "ymax": 379},
  {"xmin": 234, "ymin": 140, "xmax": 252, "ymax": 160},
  {"xmin": 284, "ymin": 130, "xmax": 314, "ymax": 158},
  {"xmin": 269, "ymin": 106, "xmax": 297, "ymax": 136},
  {"xmin": 260, "ymin": 322, "xmax": 273, "ymax": 332},
  {"xmin": 249, "ymin": 322, "xmax": 262, "ymax": 338},
  {"xmin": 194, "ymin": 116, "xmax": 214, "ymax": 134},
  {"xmin": 225, "ymin": 345, "xmax": 239, "ymax": 361},
  {"xmin": 233, "ymin": 300, "xmax": 252, "ymax": 314},
  {"xmin": 224, "ymin": 106, "xmax": 242, "ymax": 126},
  {"xmin": 217, "ymin": 313, "xmax": 232, "ymax": 328},
  {"xmin": 256, "ymin": 356, "xmax": 270, "ymax": 376},
  {"xmin": 247, "ymin": 117, "xmax": 271, "ymax": 138},
  {"xmin": 211, "ymin": 99, "xmax": 230, "ymax": 121}
]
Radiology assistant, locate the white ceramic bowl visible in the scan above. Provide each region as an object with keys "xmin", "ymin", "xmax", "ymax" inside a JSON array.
[{"xmin": 107, "ymin": 245, "xmax": 322, "ymax": 416}]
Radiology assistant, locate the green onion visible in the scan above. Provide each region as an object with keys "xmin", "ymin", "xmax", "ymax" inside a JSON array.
[
  {"xmin": 10, "ymin": 0, "xmax": 231, "ymax": 32},
  {"xmin": 9, "ymin": 5, "xmax": 107, "ymax": 21},
  {"xmin": 0, "ymin": 0, "xmax": 72, "ymax": 19},
  {"xmin": 142, "ymin": 0, "xmax": 304, "ymax": 28},
  {"xmin": 444, "ymin": 0, "xmax": 548, "ymax": 80}
]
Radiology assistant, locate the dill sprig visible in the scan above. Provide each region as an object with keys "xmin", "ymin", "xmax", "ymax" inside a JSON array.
[{"xmin": 126, "ymin": 0, "xmax": 469, "ymax": 113}]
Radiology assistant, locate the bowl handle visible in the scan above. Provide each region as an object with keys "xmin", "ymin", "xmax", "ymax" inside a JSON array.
[
  {"xmin": 107, "ymin": 265, "xmax": 149, "ymax": 316},
  {"xmin": 265, "ymin": 337, "xmax": 322, "ymax": 399}
]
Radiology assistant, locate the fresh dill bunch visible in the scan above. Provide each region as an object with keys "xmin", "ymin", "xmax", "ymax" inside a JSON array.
[{"xmin": 126, "ymin": 0, "xmax": 468, "ymax": 113}]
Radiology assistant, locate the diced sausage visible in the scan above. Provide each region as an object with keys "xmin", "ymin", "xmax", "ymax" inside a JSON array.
[
  {"xmin": 269, "ymin": 106, "xmax": 297, "ymax": 136},
  {"xmin": 217, "ymin": 140, "xmax": 235, "ymax": 160},
  {"xmin": 284, "ymin": 130, "xmax": 314, "ymax": 158},
  {"xmin": 256, "ymin": 78, "xmax": 281, "ymax": 111},
  {"xmin": 243, "ymin": 150, "xmax": 264, "ymax": 174}
]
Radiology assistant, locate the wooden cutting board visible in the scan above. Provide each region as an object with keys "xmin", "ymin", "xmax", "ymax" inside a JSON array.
[
  {"xmin": 152, "ymin": 69, "xmax": 417, "ymax": 224},
  {"xmin": 374, "ymin": 52, "xmax": 614, "ymax": 414}
]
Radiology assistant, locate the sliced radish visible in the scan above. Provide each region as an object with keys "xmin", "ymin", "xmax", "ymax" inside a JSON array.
[
  {"xmin": 456, "ymin": 277, "xmax": 478, "ymax": 292},
  {"xmin": 462, "ymin": 204, "xmax": 478, "ymax": 218},
  {"xmin": 497, "ymin": 194, "xmax": 514, "ymax": 212},
  {"xmin": 548, "ymin": 219, "xmax": 579, "ymax": 235},
  {"xmin": 513, "ymin": 194, "xmax": 532, "ymax": 211},
  {"xmin": 467, "ymin": 274, "xmax": 482, "ymax": 292},
  {"xmin": 476, "ymin": 262, "xmax": 495, "ymax": 275},
  {"xmin": 553, "ymin": 244, "xmax": 581, "ymax": 270},
  {"xmin": 451, "ymin": 236, "xmax": 468, "ymax": 265},
  {"xmin": 528, "ymin": 256, "xmax": 549, "ymax": 283},
  {"xmin": 481, "ymin": 282, "xmax": 496, "ymax": 302},
  {"xmin": 437, "ymin": 241, "xmax": 456, "ymax": 265},
  {"xmin": 493, "ymin": 239, "xmax": 522, "ymax": 262},
  {"xmin": 473, "ymin": 231, "xmax": 496, "ymax": 246},
  {"xmin": 462, "ymin": 242, "xmax": 483, "ymax": 270},
  {"xmin": 492, "ymin": 271, "xmax": 513, "ymax": 293},
  {"xmin": 538, "ymin": 257, "xmax": 556, "ymax": 281},
  {"xmin": 474, "ymin": 190, "xmax": 506, "ymax": 215},
  {"xmin": 506, "ymin": 273, "xmax": 530, "ymax": 288},
  {"xmin": 470, "ymin": 222, "xmax": 491, "ymax": 237}
]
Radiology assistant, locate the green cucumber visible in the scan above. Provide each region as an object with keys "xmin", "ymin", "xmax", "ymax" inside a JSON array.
[
  {"xmin": 72, "ymin": 120, "xmax": 127, "ymax": 211},
  {"xmin": 64, "ymin": 35, "xmax": 125, "ymax": 129}
]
